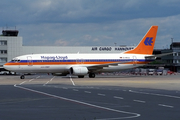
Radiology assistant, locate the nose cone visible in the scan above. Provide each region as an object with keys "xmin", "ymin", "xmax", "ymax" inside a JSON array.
[{"xmin": 3, "ymin": 62, "xmax": 11, "ymax": 71}]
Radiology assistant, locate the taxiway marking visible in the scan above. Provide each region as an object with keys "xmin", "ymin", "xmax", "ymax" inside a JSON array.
[
  {"xmin": 36, "ymin": 76, "xmax": 40, "ymax": 79},
  {"xmin": 43, "ymin": 76, "xmax": 55, "ymax": 86},
  {"xmin": 73, "ymin": 89, "xmax": 79, "ymax": 91},
  {"xmin": 14, "ymin": 84, "xmax": 141, "ymax": 119},
  {"xmin": 19, "ymin": 81, "xmax": 27, "ymax": 85},
  {"xmin": 158, "ymin": 104, "xmax": 174, "ymax": 108},
  {"xmin": 62, "ymin": 87, "xmax": 68, "ymax": 89},
  {"xmin": 114, "ymin": 96, "xmax": 124, "ymax": 100},
  {"xmin": 133, "ymin": 100, "xmax": 146, "ymax": 103},
  {"xmin": 129, "ymin": 90, "xmax": 180, "ymax": 99},
  {"xmin": 29, "ymin": 79, "xmax": 34, "ymax": 82},
  {"xmin": 69, "ymin": 76, "xmax": 75, "ymax": 86},
  {"xmin": 98, "ymin": 93, "xmax": 106, "ymax": 96},
  {"xmin": 84, "ymin": 91, "xmax": 91, "ymax": 94}
]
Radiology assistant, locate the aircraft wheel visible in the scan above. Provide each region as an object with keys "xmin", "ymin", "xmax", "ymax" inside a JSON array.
[
  {"xmin": 89, "ymin": 73, "xmax": 95, "ymax": 78},
  {"xmin": 20, "ymin": 75, "xmax": 25, "ymax": 79}
]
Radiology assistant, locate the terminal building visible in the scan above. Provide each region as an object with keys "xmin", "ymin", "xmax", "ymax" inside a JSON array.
[
  {"xmin": 0, "ymin": 30, "xmax": 135, "ymax": 70},
  {"xmin": 161, "ymin": 42, "xmax": 180, "ymax": 72}
]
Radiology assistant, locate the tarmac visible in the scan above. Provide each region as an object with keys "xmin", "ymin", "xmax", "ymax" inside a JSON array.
[
  {"xmin": 1, "ymin": 73, "xmax": 180, "ymax": 90},
  {"xmin": 0, "ymin": 74, "xmax": 180, "ymax": 120}
]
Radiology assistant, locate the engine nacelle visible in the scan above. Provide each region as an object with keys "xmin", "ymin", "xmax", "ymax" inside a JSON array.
[{"xmin": 70, "ymin": 67, "xmax": 88, "ymax": 76}]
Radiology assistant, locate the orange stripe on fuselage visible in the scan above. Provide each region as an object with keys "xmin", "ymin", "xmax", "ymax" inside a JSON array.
[
  {"xmin": 5, "ymin": 62, "xmax": 118, "ymax": 65},
  {"xmin": 5, "ymin": 61, "xmax": 149, "ymax": 66}
]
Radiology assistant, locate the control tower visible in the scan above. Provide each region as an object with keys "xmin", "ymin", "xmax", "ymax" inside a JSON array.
[
  {"xmin": 0, "ymin": 29, "xmax": 22, "ymax": 70},
  {"xmin": 2, "ymin": 30, "xmax": 19, "ymax": 36}
]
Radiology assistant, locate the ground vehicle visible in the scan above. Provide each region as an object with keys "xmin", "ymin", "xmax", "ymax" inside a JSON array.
[
  {"xmin": 156, "ymin": 69, "xmax": 163, "ymax": 75},
  {"xmin": 148, "ymin": 69, "xmax": 155, "ymax": 75},
  {"xmin": 167, "ymin": 70, "xmax": 175, "ymax": 75},
  {"xmin": 139, "ymin": 68, "xmax": 147, "ymax": 75}
]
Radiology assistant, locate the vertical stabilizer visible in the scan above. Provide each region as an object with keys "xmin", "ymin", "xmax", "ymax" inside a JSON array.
[{"xmin": 125, "ymin": 26, "xmax": 158, "ymax": 55}]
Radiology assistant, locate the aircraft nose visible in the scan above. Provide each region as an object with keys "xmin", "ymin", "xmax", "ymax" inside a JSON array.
[
  {"xmin": 3, "ymin": 63, "xmax": 7, "ymax": 70},
  {"xmin": 3, "ymin": 63, "xmax": 11, "ymax": 71}
]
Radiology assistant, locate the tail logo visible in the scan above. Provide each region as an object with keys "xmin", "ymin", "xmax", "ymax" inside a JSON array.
[{"xmin": 144, "ymin": 37, "xmax": 153, "ymax": 46}]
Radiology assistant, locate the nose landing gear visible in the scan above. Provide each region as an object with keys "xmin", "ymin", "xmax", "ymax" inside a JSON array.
[{"xmin": 20, "ymin": 75, "xmax": 25, "ymax": 79}]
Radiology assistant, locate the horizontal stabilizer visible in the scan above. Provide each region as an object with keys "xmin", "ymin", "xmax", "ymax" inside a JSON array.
[{"xmin": 145, "ymin": 52, "xmax": 175, "ymax": 59}]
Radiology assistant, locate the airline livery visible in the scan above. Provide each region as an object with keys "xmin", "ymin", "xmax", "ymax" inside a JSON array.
[{"xmin": 4, "ymin": 26, "xmax": 158, "ymax": 79}]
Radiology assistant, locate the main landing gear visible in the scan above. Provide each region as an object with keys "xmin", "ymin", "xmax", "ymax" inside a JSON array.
[
  {"xmin": 77, "ymin": 73, "xmax": 96, "ymax": 78},
  {"xmin": 89, "ymin": 73, "xmax": 95, "ymax": 78},
  {"xmin": 20, "ymin": 75, "xmax": 25, "ymax": 79}
]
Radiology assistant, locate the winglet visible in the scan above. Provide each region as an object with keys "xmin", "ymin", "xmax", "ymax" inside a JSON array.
[{"xmin": 125, "ymin": 26, "xmax": 158, "ymax": 55}]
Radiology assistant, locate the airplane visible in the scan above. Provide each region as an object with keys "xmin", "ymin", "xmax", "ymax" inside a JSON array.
[{"xmin": 4, "ymin": 26, "xmax": 160, "ymax": 79}]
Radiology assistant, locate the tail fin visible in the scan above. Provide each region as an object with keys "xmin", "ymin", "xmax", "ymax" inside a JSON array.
[{"xmin": 125, "ymin": 26, "xmax": 158, "ymax": 55}]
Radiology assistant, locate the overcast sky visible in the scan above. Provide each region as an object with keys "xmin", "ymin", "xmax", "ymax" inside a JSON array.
[{"xmin": 1, "ymin": 0, "xmax": 180, "ymax": 49}]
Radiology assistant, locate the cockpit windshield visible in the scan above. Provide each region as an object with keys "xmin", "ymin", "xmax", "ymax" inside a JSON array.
[{"xmin": 11, "ymin": 58, "xmax": 20, "ymax": 62}]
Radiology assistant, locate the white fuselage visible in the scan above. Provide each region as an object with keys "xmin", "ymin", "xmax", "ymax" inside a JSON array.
[{"xmin": 4, "ymin": 53, "xmax": 151, "ymax": 74}]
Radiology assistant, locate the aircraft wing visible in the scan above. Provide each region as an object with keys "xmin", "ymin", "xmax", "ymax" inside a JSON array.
[{"xmin": 87, "ymin": 61, "xmax": 131, "ymax": 70}]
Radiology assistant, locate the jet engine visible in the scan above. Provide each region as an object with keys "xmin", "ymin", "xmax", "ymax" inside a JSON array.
[{"xmin": 70, "ymin": 67, "xmax": 88, "ymax": 76}]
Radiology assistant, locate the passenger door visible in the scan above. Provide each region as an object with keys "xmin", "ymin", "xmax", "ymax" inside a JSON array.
[{"xmin": 27, "ymin": 56, "xmax": 33, "ymax": 66}]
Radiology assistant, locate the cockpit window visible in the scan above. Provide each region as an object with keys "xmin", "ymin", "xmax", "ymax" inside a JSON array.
[{"xmin": 11, "ymin": 59, "xmax": 21, "ymax": 62}]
